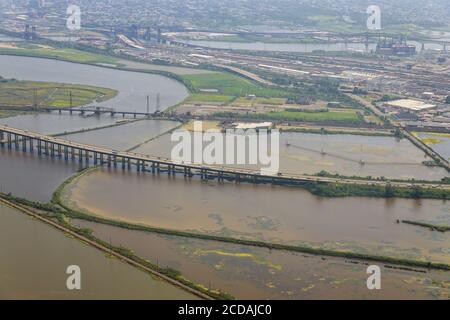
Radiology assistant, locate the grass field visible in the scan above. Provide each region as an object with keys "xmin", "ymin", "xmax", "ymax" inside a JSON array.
[
  {"xmin": 262, "ymin": 109, "xmax": 362, "ymax": 122},
  {"xmin": 185, "ymin": 93, "xmax": 235, "ymax": 104},
  {"xmin": 182, "ymin": 72, "xmax": 291, "ymax": 98},
  {"xmin": 215, "ymin": 109, "xmax": 363, "ymax": 124},
  {"xmin": 234, "ymin": 97, "xmax": 287, "ymax": 106},
  {"xmin": 0, "ymin": 79, "xmax": 118, "ymax": 108},
  {"xmin": 0, "ymin": 42, "xmax": 122, "ymax": 66}
]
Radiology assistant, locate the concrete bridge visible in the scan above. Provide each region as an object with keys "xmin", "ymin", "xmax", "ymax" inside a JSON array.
[
  {"xmin": 0, "ymin": 124, "xmax": 449, "ymax": 190},
  {"xmin": 44, "ymin": 106, "xmax": 156, "ymax": 118}
]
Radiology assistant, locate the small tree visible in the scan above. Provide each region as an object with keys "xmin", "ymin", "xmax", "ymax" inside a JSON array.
[{"xmin": 445, "ymin": 95, "xmax": 450, "ymax": 104}]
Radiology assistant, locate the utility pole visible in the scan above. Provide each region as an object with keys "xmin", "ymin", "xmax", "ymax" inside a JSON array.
[
  {"xmin": 156, "ymin": 93, "xmax": 160, "ymax": 113},
  {"xmin": 69, "ymin": 91, "xmax": 73, "ymax": 109},
  {"xmin": 146, "ymin": 94, "xmax": 150, "ymax": 116}
]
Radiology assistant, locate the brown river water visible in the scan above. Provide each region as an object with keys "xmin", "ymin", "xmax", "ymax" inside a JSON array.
[
  {"xmin": 0, "ymin": 203, "xmax": 197, "ymax": 300},
  {"xmin": 62, "ymin": 169, "xmax": 450, "ymax": 264},
  {"xmin": 72, "ymin": 219, "xmax": 450, "ymax": 300}
]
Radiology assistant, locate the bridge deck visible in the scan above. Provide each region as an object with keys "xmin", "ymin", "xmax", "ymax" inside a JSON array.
[{"xmin": 0, "ymin": 124, "xmax": 448, "ymax": 190}]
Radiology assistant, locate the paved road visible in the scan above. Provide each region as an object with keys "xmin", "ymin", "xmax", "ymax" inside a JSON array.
[{"xmin": 1, "ymin": 124, "xmax": 449, "ymax": 191}]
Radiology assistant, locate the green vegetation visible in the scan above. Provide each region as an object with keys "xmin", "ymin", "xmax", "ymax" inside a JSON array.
[
  {"xmin": 446, "ymin": 96, "xmax": 450, "ymax": 104},
  {"xmin": 0, "ymin": 42, "xmax": 121, "ymax": 66},
  {"xmin": 185, "ymin": 93, "xmax": 235, "ymax": 104},
  {"xmin": 0, "ymin": 78, "xmax": 117, "ymax": 108},
  {"xmin": 301, "ymin": 181, "xmax": 449, "ymax": 200},
  {"xmin": 182, "ymin": 72, "xmax": 290, "ymax": 98},
  {"xmin": 402, "ymin": 220, "xmax": 450, "ymax": 233},
  {"xmin": 213, "ymin": 109, "xmax": 364, "ymax": 124}
]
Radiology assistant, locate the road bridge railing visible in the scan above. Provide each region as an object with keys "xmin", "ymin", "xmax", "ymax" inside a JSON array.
[{"xmin": 1, "ymin": 124, "xmax": 449, "ymax": 190}]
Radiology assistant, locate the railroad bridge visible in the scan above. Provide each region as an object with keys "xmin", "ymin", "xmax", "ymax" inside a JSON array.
[{"xmin": 0, "ymin": 124, "xmax": 448, "ymax": 191}]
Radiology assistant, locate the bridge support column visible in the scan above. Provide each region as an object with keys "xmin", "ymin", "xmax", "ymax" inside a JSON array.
[
  {"xmin": 136, "ymin": 160, "xmax": 141, "ymax": 172},
  {"xmin": 113, "ymin": 155, "xmax": 117, "ymax": 168},
  {"xmin": 64, "ymin": 146, "xmax": 68, "ymax": 160},
  {"xmin": 85, "ymin": 150, "xmax": 90, "ymax": 164},
  {"xmin": 22, "ymin": 137, "xmax": 27, "ymax": 152},
  {"xmin": 57, "ymin": 145, "xmax": 62, "ymax": 158},
  {"xmin": 37, "ymin": 140, "xmax": 42, "ymax": 156},
  {"xmin": 100, "ymin": 154, "xmax": 104, "ymax": 165},
  {"xmin": 71, "ymin": 147, "xmax": 75, "ymax": 161},
  {"xmin": 0, "ymin": 131, "xmax": 4, "ymax": 148},
  {"xmin": 29, "ymin": 139, "xmax": 34, "ymax": 152},
  {"xmin": 7, "ymin": 133, "xmax": 12, "ymax": 149},
  {"xmin": 127, "ymin": 158, "xmax": 131, "ymax": 170},
  {"xmin": 94, "ymin": 152, "xmax": 98, "ymax": 165},
  {"xmin": 44, "ymin": 141, "xmax": 49, "ymax": 156},
  {"xmin": 122, "ymin": 157, "xmax": 126, "ymax": 170},
  {"xmin": 79, "ymin": 149, "xmax": 83, "ymax": 163},
  {"xmin": 14, "ymin": 134, "xmax": 19, "ymax": 150},
  {"xmin": 107, "ymin": 155, "xmax": 111, "ymax": 167},
  {"xmin": 151, "ymin": 162, "xmax": 155, "ymax": 174}
]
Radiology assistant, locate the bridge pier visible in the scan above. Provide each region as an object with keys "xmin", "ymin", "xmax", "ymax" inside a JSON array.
[
  {"xmin": 37, "ymin": 140, "xmax": 42, "ymax": 156},
  {"xmin": 7, "ymin": 133, "xmax": 12, "ymax": 149},
  {"xmin": 107, "ymin": 155, "xmax": 111, "ymax": 167},
  {"xmin": 22, "ymin": 137, "xmax": 27, "ymax": 152},
  {"xmin": 29, "ymin": 138, "xmax": 34, "ymax": 152},
  {"xmin": 85, "ymin": 150, "xmax": 90, "ymax": 163},
  {"xmin": 14, "ymin": 135, "xmax": 19, "ymax": 150},
  {"xmin": 78, "ymin": 149, "xmax": 83, "ymax": 163}
]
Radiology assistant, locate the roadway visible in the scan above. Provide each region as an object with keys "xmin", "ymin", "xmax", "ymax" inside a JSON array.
[{"xmin": 1, "ymin": 124, "xmax": 449, "ymax": 191}]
